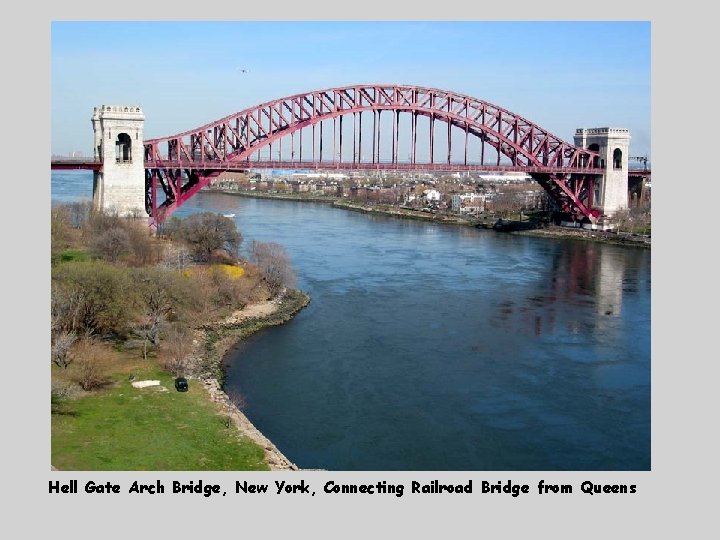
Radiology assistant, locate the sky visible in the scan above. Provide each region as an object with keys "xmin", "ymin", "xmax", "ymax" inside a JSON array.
[{"xmin": 51, "ymin": 21, "xmax": 651, "ymax": 160}]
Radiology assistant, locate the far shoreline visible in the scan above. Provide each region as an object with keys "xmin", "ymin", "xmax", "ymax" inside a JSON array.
[{"xmin": 210, "ymin": 188, "xmax": 651, "ymax": 249}]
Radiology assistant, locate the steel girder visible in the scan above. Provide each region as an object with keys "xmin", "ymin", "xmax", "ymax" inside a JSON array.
[{"xmin": 144, "ymin": 84, "xmax": 603, "ymax": 225}]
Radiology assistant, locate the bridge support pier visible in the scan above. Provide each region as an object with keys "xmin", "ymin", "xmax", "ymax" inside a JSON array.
[
  {"xmin": 574, "ymin": 127, "xmax": 631, "ymax": 217},
  {"xmin": 91, "ymin": 105, "xmax": 146, "ymax": 217}
]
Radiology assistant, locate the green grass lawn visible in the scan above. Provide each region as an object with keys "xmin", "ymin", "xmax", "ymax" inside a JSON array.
[
  {"xmin": 58, "ymin": 249, "xmax": 92, "ymax": 262},
  {"xmin": 52, "ymin": 367, "xmax": 269, "ymax": 471}
]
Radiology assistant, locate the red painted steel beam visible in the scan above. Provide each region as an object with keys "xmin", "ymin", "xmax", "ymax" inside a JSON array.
[
  {"xmin": 145, "ymin": 85, "xmax": 601, "ymax": 169},
  {"xmin": 51, "ymin": 159, "xmax": 103, "ymax": 171},
  {"xmin": 143, "ymin": 84, "xmax": 607, "ymax": 223}
]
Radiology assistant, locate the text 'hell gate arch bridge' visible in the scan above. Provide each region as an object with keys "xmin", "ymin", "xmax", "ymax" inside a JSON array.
[{"xmin": 52, "ymin": 84, "xmax": 645, "ymax": 227}]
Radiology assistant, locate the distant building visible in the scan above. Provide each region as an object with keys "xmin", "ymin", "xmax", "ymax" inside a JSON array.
[
  {"xmin": 477, "ymin": 173, "xmax": 532, "ymax": 184},
  {"xmin": 422, "ymin": 189, "xmax": 441, "ymax": 203},
  {"xmin": 451, "ymin": 193, "xmax": 486, "ymax": 214},
  {"xmin": 291, "ymin": 172, "xmax": 348, "ymax": 180}
]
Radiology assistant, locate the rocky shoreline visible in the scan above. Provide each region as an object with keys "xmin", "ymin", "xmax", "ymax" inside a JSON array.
[
  {"xmin": 511, "ymin": 225, "xmax": 651, "ymax": 247},
  {"xmin": 330, "ymin": 200, "xmax": 473, "ymax": 226},
  {"xmin": 201, "ymin": 378, "xmax": 298, "ymax": 471},
  {"xmin": 188, "ymin": 288, "xmax": 311, "ymax": 471}
]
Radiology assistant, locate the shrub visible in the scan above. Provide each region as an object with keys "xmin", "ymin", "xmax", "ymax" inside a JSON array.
[
  {"xmin": 72, "ymin": 340, "xmax": 110, "ymax": 391},
  {"xmin": 213, "ymin": 264, "xmax": 246, "ymax": 279},
  {"xmin": 52, "ymin": 261, "xmax": 140, "ymax": 337},
  {"xmin": 91, "ymin": 227, "xmax": 131, "ymax": 262},
  {"xmin": 51, "ymin": 331, "xmax": 77, "ymax": 369},
  {"xmin": 127, "ymin": 223, "xmax": 161, "ymax": 266},
  {"xmin": 250, "ymin": 241, "xmax": 296, "ymax": 297},
  {"xmin": 165, "ymin": 212, "xmax": 242, "ymax": 262},
  {"xmin": 160, "ymin": 324, "xmax": 195, "ymax": 377}
]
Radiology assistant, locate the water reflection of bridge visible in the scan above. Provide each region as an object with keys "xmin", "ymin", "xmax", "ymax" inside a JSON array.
[{"xmin": 490, "ymin": 241, "xmax": 649, "ymax": 339}]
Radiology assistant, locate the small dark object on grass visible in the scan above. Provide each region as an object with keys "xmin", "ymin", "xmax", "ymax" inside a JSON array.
[{"xmin": 174, "ymin": 377, "xmax": 189, "ymax": 392}]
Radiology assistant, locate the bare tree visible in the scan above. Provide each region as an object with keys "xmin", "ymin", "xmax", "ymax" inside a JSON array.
[
  {"xmin": 51, "ymin": 282, "xmax": 87, "ymax": 337},
  {"xmin": 51, "ymin": 381, "xmax": 73, "ymax": 405},
  {"xmin": 162, "ymin": 244, "xmax": 192, "ymax": 269},
  {"xmin": 73, "ymin": 340, "xmax": 109, "ymax": 391},
  {"xmin": 138, "ymin": 285, "xmax": 171, "ymax": 360},
  {"xmin": 91, "ymin": 227, "xmax": 131, "ymax": 262},
  {"xmin": 630, "ymin": 207, "xmax": 652, "ymax": 234},
  {"xmin": 86, "ymin": 206, "xmax": 122, "ymax": 235},
  {"xmin": 51, "ymin": 206, "xmax": 73, "ymax": 258},
  {"xmin": 52, "ymin": 262, "xmax": 137, "ymax": 337},
  {"xmin": 75, "ymin": 357, "xmax": 106, "ymax": 391},
  {"xmin": 162, "ymin": 324, "xmax": 195, "ymax": 377},
  {"xmin": 227, "ymin": 389, "xmax": 248, "ymax": 411},
  {"xmin": 166, "ymin": 212, "xmax": 242, "ymax": 262},
  {"xmin": 51, "ymin": 331, "xmax": 77, "ymax": 369},
  {"xmin": 127, "ymin": 224, "xmax": 159, "ymax": 266},
  {"xmin": 490, "ymin": 192, "xmax": 525, "ymax": 215},
  {"xmin": 613, "ymin": 209, "xmax": 632, "ymax": 235},
  {"xmin": 250, "ymin": 241, "xmax": 296, "ymax": 297}
]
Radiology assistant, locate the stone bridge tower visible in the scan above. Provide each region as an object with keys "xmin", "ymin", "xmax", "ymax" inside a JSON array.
[
  {"xmin": 574, "ymin": 127, "xmax": 631, "ymax": 217},
  {"xmin": 91, "ymin": 105, "xmax": 146, "ymax": 217}
]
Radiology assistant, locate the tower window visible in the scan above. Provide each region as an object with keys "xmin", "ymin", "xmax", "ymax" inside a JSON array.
[
  {"xmin": 613, "ymin": 148, "xmax": 623, "ymax": 169},
  {"xmin": 588, "ymin": 144, "xmax": 600, "ymax": 168},
  {"xmin": 116, "ymin": 133, "xmax": 132, "ymax": 163}
]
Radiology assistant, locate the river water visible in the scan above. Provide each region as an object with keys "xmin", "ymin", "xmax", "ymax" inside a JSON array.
[{"xmin": 52, "ymin": 172, "xmax": 651, "ymax": 471}]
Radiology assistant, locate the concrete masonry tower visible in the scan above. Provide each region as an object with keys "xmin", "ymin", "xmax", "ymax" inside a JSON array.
[
  {"xmin": 574, "ymin": 127, "xmax": 631, "ymax": 217},
  {"xmin": 91, "ymin": 105, "xmax": 146, "ymax": 217}
]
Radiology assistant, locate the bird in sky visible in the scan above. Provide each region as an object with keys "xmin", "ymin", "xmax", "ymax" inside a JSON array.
[{"xmin": 239, "ymin": 68, "xmax": 248, "ymax": 73}]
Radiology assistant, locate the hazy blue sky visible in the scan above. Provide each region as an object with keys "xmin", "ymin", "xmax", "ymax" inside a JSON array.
[{"xmin": 51, "ymin": 21, "xmax": 650, "ymax": 158}]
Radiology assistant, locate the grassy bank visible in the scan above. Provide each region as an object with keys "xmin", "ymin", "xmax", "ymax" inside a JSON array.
[
  {"xmin": 51, "ymin": 361, "xmax": 269, "ymax": 471},
  {"xmin": 51, "ymin": 289, "xmax": 310, "ymax": 471}
]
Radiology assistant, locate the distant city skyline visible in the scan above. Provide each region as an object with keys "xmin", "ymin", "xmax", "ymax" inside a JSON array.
[{"xmin": 51, "ymin": 21, "xmax": 650, "ymax": 158}]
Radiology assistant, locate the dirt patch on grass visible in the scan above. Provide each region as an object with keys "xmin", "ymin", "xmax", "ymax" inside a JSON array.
[{"xmin": 220, "ymin": 300, "xmax": 278, "ymax": 325}]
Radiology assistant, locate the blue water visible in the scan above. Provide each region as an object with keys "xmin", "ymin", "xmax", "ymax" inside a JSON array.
[
  {"xmin": 52, "ymin": 173, "xmax": 651, "ymax": 471},
  {"xmin": 50, "ymin": 170, "xmax": 94, "ymax": 205}
]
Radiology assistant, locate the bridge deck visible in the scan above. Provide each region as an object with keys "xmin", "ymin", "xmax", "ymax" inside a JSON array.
[
  {"xmin": 50, "ymin": 158, "xmax": 650, "ymax": 177},
  {"xmin": 51, "ymin": 159, "xmax": 103, "ymax": 171}
]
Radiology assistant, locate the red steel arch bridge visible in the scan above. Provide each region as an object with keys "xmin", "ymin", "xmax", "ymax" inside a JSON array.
[{"xmin": 52, "ymin": 84, "xmax": 649, "ymax": 227}]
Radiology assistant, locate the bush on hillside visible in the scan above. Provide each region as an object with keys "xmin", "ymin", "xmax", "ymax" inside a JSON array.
[{"xmin": 163, "ymin": 212, "xmax": 242, "ymax": 262}]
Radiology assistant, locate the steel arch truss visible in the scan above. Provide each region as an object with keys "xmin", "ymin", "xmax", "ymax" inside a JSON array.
[{"xmin": 144, "ymin": 84, "xmax": 602, "ymax": 225}]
